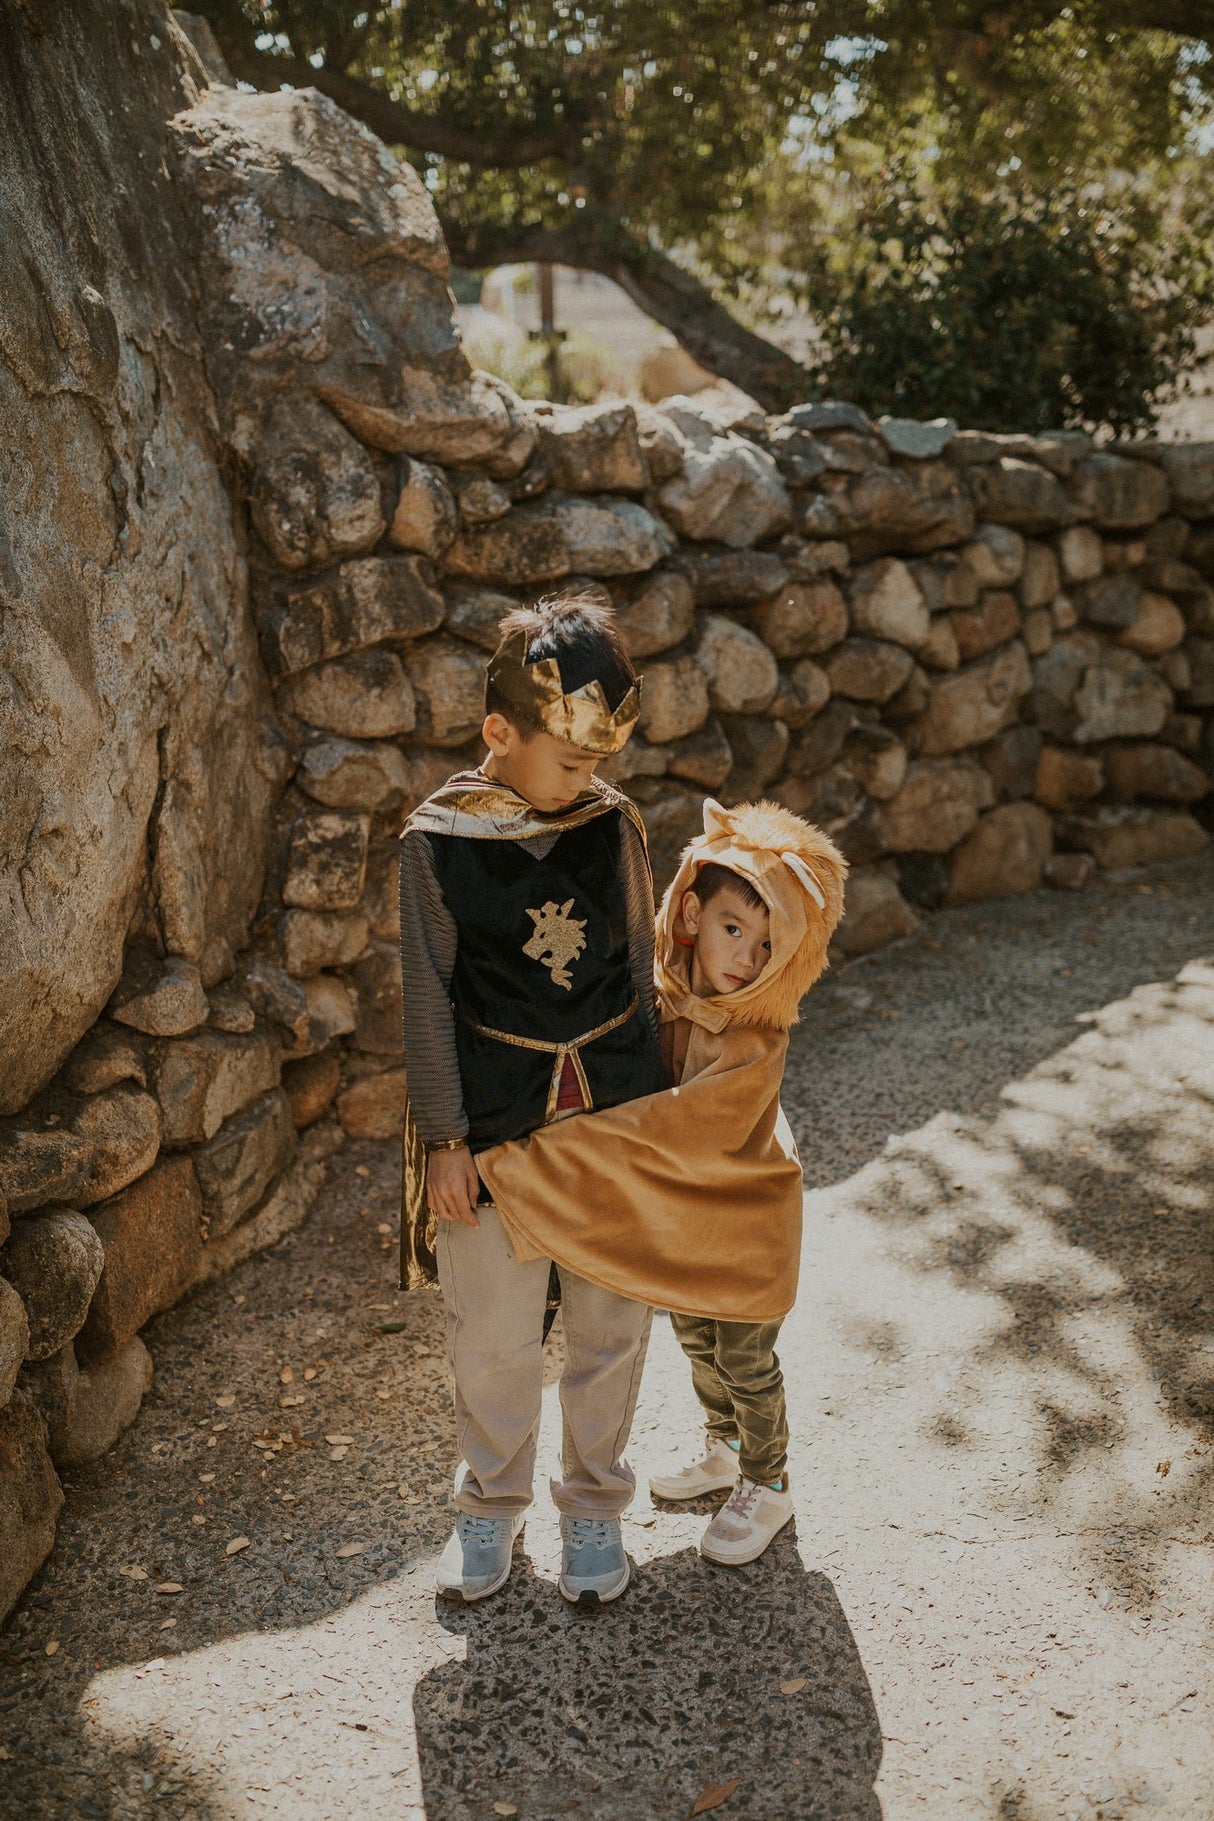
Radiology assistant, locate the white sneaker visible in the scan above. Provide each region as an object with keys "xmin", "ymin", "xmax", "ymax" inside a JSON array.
[
  {"xmin": 649, "ymin": 1438, "xmax": 740, "ymax": 1502},
  {"xmin": 700, "ymin": 1476, "xmax": 793, "ymax": 1565}
]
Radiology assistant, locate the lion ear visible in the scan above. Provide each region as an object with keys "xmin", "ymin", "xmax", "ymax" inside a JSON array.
[
  {"xmin": 701, "ymin": 798, "xmax": 732, "ymax": 841},
  {"xmin": 782, "ymin": 852, "xmax": 826, "ymax": 909}
]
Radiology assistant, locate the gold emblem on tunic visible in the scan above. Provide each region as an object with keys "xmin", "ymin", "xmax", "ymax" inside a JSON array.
[{"xmin": 523, "ymin": 898, "xmax": 587, "ymax": 990}]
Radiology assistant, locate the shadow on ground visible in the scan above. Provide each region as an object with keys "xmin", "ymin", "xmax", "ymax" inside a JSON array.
[
  {"xmin": 415, "ymin": 1541, "xmax": 881, "ymax": 1821},
  {"xmin": 1, "ymin": 854, "xmax": 1212, "ymax": 1819}
]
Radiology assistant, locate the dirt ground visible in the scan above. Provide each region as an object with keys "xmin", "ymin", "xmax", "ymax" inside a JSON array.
[{"xmin": 3, "ymin": 853, "xmax": 1214, "ymax": 1821}]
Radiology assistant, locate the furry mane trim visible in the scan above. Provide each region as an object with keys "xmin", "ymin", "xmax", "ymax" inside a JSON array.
[{"xmin": 657, "ymin": 799, "xmax": 849, "ymax": 1033}]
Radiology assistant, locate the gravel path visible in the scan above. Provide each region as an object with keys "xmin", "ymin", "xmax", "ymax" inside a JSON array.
[{"xmin": 3, "ymin": 854, "xmax": 1214, "ymax": 1821}]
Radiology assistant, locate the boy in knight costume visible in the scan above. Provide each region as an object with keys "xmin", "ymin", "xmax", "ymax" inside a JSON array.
[
  {"xmin": 399, "ymin": 596, "xmax": 666, "ymax": 1607},
  {"xmin": 478, "ymin": 798, "xmax": 847, "ymax": 1565}
]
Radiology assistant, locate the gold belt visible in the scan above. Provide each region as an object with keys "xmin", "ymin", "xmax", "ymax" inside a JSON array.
[{"xmin": 457, "ymin": 998, "xmax": 638, "ymax": 1125}]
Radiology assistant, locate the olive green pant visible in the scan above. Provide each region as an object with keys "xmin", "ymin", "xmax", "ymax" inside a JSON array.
[{"xmin": 669, "ymin": 1312, "xmax": 789, "ymax": 1486}]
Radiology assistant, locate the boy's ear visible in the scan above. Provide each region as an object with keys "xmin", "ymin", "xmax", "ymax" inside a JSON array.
[
  {"xmin": 679, "ymin": 888, "xmax": 702, "ymax": 936},
  {"xmin": 482, "ymin": 712, "xmax": 513, "ymax": 757}
]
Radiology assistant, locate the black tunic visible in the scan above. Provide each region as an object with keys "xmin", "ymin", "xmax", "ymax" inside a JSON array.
[{"xmin": 428, "ymin": 812, "xmax": 665, "ymax": 1151}]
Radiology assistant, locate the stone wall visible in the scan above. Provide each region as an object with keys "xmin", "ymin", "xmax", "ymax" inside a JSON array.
[{"xmin": 2, "ymin": 6, "xmax": 1213, "ymax": 1619}]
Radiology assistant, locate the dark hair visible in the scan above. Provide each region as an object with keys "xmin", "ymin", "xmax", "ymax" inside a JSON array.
[
  {"xmin": 485, "ymin": 593, "xmax": 637, "ymax": 736},
  {"xmin": 690, "ymin": 862, "xmax": 767, "ymax": 914}
]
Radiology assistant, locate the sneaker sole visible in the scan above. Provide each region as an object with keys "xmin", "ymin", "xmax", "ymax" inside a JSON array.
[
  {"xmin": 699, "ymin": 1509, "xmax": 794, "ymax": 1567},
  {"xmin": 648, "ymin": 1472, "xmax": 738, "ymax": 1502},
  {"xmin": 557, "ymin": 1557, "xmax": 630, "ymax": 1610}
]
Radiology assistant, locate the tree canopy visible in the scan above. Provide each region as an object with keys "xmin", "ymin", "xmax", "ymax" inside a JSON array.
[{"xmin": 199, "ymin": 0, "xmax": 1214, "ymax": 425}]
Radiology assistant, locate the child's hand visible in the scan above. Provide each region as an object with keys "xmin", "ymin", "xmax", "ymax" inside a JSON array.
[{"xmin": 427, "ymin": 1146, "xmax": 481, "ymax": 1227}]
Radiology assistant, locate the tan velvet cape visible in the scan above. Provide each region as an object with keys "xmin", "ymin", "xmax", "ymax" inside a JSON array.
[{"xmin": 477, "ymin": 799, "xmax": 848, "ymax": 1322}]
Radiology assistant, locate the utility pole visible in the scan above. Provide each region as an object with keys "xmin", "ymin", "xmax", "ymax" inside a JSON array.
[{"xmin": 533, "ymin": 262, "xmax": 566, "ymax": 401}]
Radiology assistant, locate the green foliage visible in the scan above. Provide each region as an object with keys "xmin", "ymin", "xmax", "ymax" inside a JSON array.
[
  {"xmin": 201, "ymin": 0, "xmax": 1214, "ymax": 427},
  {"xmin": 802, "ymin": 183, "xmax": 1212, "ymax": 434}
]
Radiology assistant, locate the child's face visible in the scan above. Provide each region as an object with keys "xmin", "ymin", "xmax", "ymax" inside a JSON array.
[
  {"xmin": 483, "ymin": 713, "xmax": 603, "ymax": 813},
  {"xmin": 681, "ymin": 883, "xmax": 772, "ymax": 998}
]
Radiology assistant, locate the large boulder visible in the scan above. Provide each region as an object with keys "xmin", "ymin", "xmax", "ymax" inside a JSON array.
[
  {"xmin": 829, "ymin": 461, "xmax": 974, "ymax": 558},
  {"xmin": 410, "ymin": 636, "xmax": 490, "ymax": 746},
  {"xmin": 1059, "ymin": 806, "xmax": 1208, "ymax": 870},
  {"xmin": 541, "ymin": 497, "xmax": 673, "ymax": 576},
  {"xmin": 283, "ymin": 809, "xmax": 370, "ymax": 912},
  {"xmin": 1103, "ymin": 743, "xmax": 1209, "ymax": 803},
  {"xmin": 670, "ymin": 547, "xmax": 789, "ymax": 607},
  {"xmin": 834, "ymin": 868, "xmax": 920, "ymax": 956},
  {"xmin": 1, "ymin": 1209, "xmax": 105, "ymax": 1359},
  {"xmin": 277, "ymin": 646, "xmax": 417, "ymax": 739},
  {"xmin": 878, "ymin": 759, "xmax": 995, "ymax": 853},
  {"xmin": 968, "ymin": 459, "xmax": 1069, "ymax": 533},
  {"xmin": 751, "ymin": 580, "xmax": 848, "ymax": 658},
  {"xmin": 192, "ymin": 1090, "xmax": 297, "ymax": 1240},
  {"xmin": 613, "ymin": 572, "xmax": 695, "ymax": 659},
  {"xmin": 0, "ymin": 1085, "xmax": 160, "ymax": 1215},
  {"xmin": 1157, "ymin": 444, "xmax": 1214, "ymax": 516},
  {"xmin": 534, "ymin": 402, "xmax": 649, "ymax": 493},
  {"xmin": 77, "ymin": 1155, "xmax": 204, "ymax": 1362},
  {"xmin": 151, "ymin": 1026, "xmax": 281, "ymax": 1148},
  {"xmin": 826, "ymin": 639, "xmax": 915, "ymax": 705},
  {"xmin": 388, "ymin": 459, "xmax": 458, "ymax": 559},
  {"xmin": 638, "ymin": 656, "xmax": 712, "ymax": 744},
  {"xmin": 57, "ymin": 1336, "xmax": 153, "ymax": 1468},
  {"xmin": 0, "ymin": 1398, "xmax": 63, "ymax": 1622},
  {"xmin": 847, "ymin": 559, "xmax": 929, "ymax": 651},
  {"xmin": 1, "ymin": 31, "xmax": 284, "ymax": 1113},
  {"xmin": 337, "ymin": 1069, "xmax": 408, "ymax": 1140},
  {"xmin": 248, "ymin": 395, "xmax": 385, "ymax": 570},
  {"xmin": 261, "ymin": 555, "xmax": 445, "ymax": 676},
  {"xmin": 917, "ymin": 643, "xmax": 1033, "ymax": 755},
  {"xmin": 0, "ymin": 1280, "xmax": 30, "ymax": 1404},
  {"xmin": 1033, "ymin": 746, "xmax": 1105, "ymax": 813},
  {"xmin": 656, "ymin": 414, "xmax": 790, "ymax": 547},
  {"xmin": 946, "ymin": 802, "xmax": 1053, "ymax": 905},
  {"xmin": 296, "ymin": 737, "xmax": 414, "ymax": 814},
  {"xmin": 1070, "ymin": 454, "xmax": 1170, "ymax": 529},
  {"xmin": 442, "ymin": 505, "xmax": 571, "ymax": 586},
  {"xmin": 1071, "ymin": 650, "xmax": 1173, "ymax": 744},
  {"xmin": 695, "ymin": 616, "xmax": 780, "ymax": 715}
]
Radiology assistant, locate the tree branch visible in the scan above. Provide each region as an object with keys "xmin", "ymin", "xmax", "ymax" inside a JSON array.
[
  {"xmin": 441, "ymin": 211, "xmax": 814, "ymax": 414},
  {"xmin": 207, "ymin": 28, "xmax": 574, "ymax": 167}
]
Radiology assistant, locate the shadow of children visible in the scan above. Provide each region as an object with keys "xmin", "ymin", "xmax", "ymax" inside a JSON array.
[{"xmin": 414, "ymin": 1529, "xmax": 882, "ymax": 1821}]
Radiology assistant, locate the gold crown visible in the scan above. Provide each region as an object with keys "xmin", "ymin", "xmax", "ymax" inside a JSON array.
[{"xmin": 486, "ymin": 627, "xmax": 641, "ymax": 756}]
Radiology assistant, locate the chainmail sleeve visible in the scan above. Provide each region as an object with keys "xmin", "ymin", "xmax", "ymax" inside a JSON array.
[{"xmin": 398, "ymin": 830, "xmax": 468, "ymax": 1148}]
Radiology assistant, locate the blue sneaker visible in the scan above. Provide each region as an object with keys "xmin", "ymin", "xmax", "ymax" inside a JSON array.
[
  {"xmin": 558, "ymin": 1516, "xmax": 630, "ymax": 1608},
  {"xmin": 435, "ymin": 1512, "xmax": 524, "ymax": 1601}
]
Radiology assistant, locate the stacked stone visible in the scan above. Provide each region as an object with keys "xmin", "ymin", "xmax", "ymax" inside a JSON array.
[
  {"xmin": 246, "ymin": 378, "xmax": 1214, "ymax": 982},
  {"xmin": 0, "ymin": 949, "xmax": 338, "ymax": 1616},
  {"xmin": 3, "ymin": 61, "xmax": 1214, "ymax": 1623}
]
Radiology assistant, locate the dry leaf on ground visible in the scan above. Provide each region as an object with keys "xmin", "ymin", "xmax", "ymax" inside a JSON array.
[
  {"xmin": 45, "ymin": 1641, "xmax": 59, "ymax": 1657},
  {"xmin": 779, "ymin": 1677, "xmax": 806, "ymax": 1695},
  {"xmin": 325, "ymin": 1434, "xmax": 354, "ymax": 1446},
  {"xmin": 155, "ymin": 1583, "xmax": 184, "ymax": 1595},
  {"xmin": 225, "ymin": 1536, "xmax": 251, "ymax": 1556},
  {"xmin": 1156, "ymin": 1459, "xmax": 1171, "ymax": 1477},
  {"xmin": 690, "ymin": 1780, "xmax": 741, "ymax": 1816},
  {"xmin": 118, "ymin": 1565, "xmax": 148, "ymax": 1582},
  {"xmin": 279, "ymin": 1366, "xmax": 294, "ymax": 1384},
  {"xmin": 215, "ymin": 1394, "xmax": 237, "ymax": 1409},
  {"xmin": 492, "ymin": 1805, "xmax": 518, "ymax": 1817},
  {"xmin": 335, "ymin": 1542, "xmax": 365, "ymax": 1559}
]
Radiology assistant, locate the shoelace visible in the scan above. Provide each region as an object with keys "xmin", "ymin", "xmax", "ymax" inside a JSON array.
[
  {"xmin": 723, "ymin": 1478, "xmax": 765, "ymax": 1519},
  {"xmin": 567, "ymin": 1518, "xmax": 617, "ymax": 1552},
  {"xmin": 458, "ymin": 1514, "xmax": 511, "ymax": 1541}
]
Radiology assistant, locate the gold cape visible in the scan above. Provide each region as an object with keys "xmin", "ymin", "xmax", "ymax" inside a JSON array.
[
  {"xmin": 399, "ymin": 767, "xmax": 649, "ymax": 1291},
  {"xmin": 477, "ymin": 799, "xmax": 848, "ymax": 1322}
]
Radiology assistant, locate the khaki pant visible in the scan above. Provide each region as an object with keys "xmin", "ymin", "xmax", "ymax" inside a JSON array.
[
  {"xmin": 670, "ymin": 1312, "xmax": 788, "ymax": 1486},
  {"xmin": 436, "ymin": 1207, "xmax": 652, "ymax": 1518}
]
